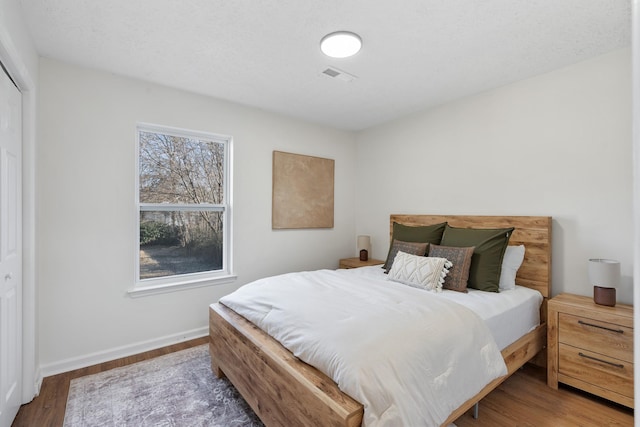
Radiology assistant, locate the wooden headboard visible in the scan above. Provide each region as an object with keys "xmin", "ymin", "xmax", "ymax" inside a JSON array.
[{"xmin": 390, "ymin": 215, "xmax": 552, "ymax": 298}]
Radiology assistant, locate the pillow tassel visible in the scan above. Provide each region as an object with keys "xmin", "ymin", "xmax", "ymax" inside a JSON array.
[{"xmin": 435, "ymin": 260, "xmax": 453, "ymax": 292}]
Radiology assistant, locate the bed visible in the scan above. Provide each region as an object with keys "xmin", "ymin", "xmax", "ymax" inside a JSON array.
[{"xmin": 209, "ymin": 215, "xmax": 552, "ymax": 426}]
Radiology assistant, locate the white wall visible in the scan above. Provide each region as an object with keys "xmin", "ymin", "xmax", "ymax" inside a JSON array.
[
  {"xmin": 355, "ymin": 48, "xmax": 633, "ymax": 304},
  {"xmin": 37, "ymin": 58, "xmax": 357, "ymax": 372},
  {"xmin": 0, "ymin": 0, "xmax": 38, "ymax": 76}
]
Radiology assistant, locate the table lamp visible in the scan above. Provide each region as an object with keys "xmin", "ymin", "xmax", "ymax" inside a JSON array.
[
  {"xmin": 588, "ymin": 258, "xmax": 620, "ymax": 307},
  {"xmin": 357, "ymin": 235, "xmax": 371, "ymax": 261}
]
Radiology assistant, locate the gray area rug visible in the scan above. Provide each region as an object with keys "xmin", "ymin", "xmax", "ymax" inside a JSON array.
[{"xmin": 63, "ymin": 344, "xmax": 263, "ymax": 427}]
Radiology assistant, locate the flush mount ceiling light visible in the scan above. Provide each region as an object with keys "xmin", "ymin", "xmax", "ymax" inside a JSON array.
[{"xmin": 320, "ymin": 31, "xmax": 362, "ymax": 58}]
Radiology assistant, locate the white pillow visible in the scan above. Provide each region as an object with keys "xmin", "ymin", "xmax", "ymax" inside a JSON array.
[
  {"xmin": 499, "ymin": 245, "xmax": 525, "ymax": 291},
  {"xmin": 387, "ymin": 251, "xmax": 452, "ymax": 292}
]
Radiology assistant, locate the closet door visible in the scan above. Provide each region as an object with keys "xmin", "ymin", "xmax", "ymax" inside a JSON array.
[{"xmin": 0, "ymin": 65, "xmax": 22, "ymax": 427}]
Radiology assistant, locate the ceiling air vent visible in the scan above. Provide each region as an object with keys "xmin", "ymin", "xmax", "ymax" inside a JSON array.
[{"xmin": 321, "ymin": 66, "xmax": 357, "ymax": 83}]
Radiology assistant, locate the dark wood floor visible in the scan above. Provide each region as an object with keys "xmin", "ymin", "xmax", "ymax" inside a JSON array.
[{"xmin": 13, "ymin": 337, "xmax": 633, "ymax": 427}]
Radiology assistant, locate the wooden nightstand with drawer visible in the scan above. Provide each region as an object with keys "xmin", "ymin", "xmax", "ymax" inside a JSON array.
[{"xmin": 547, "ymin": 293, "xmax": 633, "ymax": 408}]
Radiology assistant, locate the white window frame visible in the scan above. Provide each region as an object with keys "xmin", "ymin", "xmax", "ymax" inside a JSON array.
[{"xmin": 129, "ymin": 123, "xmax": 235, "ymax": 297}]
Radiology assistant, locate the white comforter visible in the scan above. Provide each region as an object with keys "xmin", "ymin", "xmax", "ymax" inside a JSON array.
[{"xmin": 219, "ymin": 268, "xmax": 507, "ymax": 427}]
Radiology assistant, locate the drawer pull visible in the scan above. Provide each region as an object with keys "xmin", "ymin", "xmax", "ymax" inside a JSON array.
[
  {"xmin": 578, "ymin": 352, "xmax": 624, "ymax": 369},
  {"xmin": 577, "ymin": 320, "xmax": 624, "ymax": 334}
]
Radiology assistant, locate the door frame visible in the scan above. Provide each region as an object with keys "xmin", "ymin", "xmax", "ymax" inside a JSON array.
[
  {"xmin": 633, "ymin": 0, "xmax": 640, "ymax": 413},
  {"xmin": 0, "ymin": 32, "xmax": 38, "ymax": 401}
]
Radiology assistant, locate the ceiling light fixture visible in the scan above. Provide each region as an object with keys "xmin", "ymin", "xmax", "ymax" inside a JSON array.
[{"xmin": 320, "ymin": 31, "xmax": 362, "ymax": 58}]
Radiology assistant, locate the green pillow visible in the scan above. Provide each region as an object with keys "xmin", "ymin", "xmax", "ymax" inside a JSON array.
[
  {"xmin": 440, "ymin": 225, "xmax": 514, "ymax": 292},
  {"xmin": 382, "ymin": 222, "xmax": 447, "ymax": 271}
]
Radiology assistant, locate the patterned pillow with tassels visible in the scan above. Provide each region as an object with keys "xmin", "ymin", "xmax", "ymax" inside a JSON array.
[{"xmin": 387, "ymin": 251, "xmax": 452, "ymax": 292}]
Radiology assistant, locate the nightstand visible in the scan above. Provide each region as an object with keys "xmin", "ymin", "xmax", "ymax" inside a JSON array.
[
  {"xmin": 339, "ymin": 257, "xmax": 384, "ymax": 269},
  {"xmin": 547, "ymin": 293, "xmax": 633, "ymax": 408}
]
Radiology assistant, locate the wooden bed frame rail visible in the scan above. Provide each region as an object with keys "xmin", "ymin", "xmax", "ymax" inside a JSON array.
[
  {"xmin": 210, "ymin": 303, "xmax": 363, "ymax": 426},
  {"xmin": 210, "ymin": 215, "xmax": 552, "ymax": 427}
]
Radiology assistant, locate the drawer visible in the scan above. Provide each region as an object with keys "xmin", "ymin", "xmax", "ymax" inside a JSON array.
[
  {"xmin": 559, "ymin": 343, "xmax": 633, "ymax": 398},
  {"xmin": 558, "ymin": 313, "xmax": 633, "ymax": 363}
]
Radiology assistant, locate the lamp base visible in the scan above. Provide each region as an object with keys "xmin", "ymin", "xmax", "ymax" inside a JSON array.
[
  {"xmin": 593, "ymin": 286, "xmax": 616, "ymax": 307},
  {"xmin": 359, "ymin": 249, "xmax": 368, "ymax": 261}
]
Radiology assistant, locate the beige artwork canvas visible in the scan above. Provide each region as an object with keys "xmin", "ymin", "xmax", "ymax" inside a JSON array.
[{"xmin": 272, "ymin": 151, "xmax": 334, "ymax": 229}]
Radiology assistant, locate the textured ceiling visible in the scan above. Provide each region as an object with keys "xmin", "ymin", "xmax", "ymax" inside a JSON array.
[{"xmin": 20, "ymin": 0, "xmax": 631, "ymax": 130}]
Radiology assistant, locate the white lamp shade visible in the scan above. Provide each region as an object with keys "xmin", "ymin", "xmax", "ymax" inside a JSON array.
[
  {"xmin": 588, "ymin": 259, "xmax": 620, "ymax": 288},
  {"xmin": 357, "ymin": 235, "xmax": 371, "ymax": 251}
]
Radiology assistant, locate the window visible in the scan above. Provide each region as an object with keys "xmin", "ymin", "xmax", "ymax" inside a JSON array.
[{"xmin": 132, "ymin": 124, "xmax": 234, "ymax": 296}]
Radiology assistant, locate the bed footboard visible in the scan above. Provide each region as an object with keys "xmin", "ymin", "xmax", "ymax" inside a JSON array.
[{"xmin": 209, "ymin": 303, "xmax": 364, "ymax": 427}]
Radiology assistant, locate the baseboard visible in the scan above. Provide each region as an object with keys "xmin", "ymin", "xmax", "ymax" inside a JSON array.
[
  {"xmin": 34, "ymin": 368, "xmax": 43, "ymax": 397},
  {"xmin": 39, "ymin": 327, "xmax": 209, "ymax": 377},
  {"xmin": 20, "ymin": 367, "xmax": 43, "ymax": 405}
]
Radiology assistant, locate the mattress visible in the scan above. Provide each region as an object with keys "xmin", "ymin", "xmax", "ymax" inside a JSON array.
[{"xmin": 344, "ymin": 265, "xmax": 543, "ymax": 350}]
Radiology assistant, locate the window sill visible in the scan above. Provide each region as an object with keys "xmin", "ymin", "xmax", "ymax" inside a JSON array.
[{"xmin": 128, "ymin": 274, "xmax": 237, "ymax": 298}]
